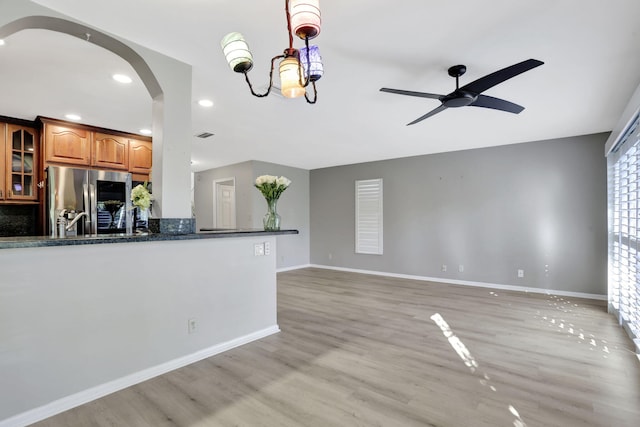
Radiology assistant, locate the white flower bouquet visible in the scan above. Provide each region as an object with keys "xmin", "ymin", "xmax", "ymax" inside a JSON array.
[
  {"xmin": 131, "ymin": 182, "xmax": 152, "ymax": 210},
  {"xmin": 254, "ymin": 175, "xmax": 291, "ymax": 201}
]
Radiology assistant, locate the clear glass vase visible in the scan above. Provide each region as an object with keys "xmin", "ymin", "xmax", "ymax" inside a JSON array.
[
  {"xmin": 135, "ymin": 206, "xmax": 150, "ymax": 233},
  {"xmin": 263, "ymin": 198, "xmax": 281, "ymax": 231}
]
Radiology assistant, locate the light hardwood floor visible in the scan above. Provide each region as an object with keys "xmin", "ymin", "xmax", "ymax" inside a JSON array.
[{"xmin": 32, "ymin": 268, "xmax": 640, "ymax": 426}]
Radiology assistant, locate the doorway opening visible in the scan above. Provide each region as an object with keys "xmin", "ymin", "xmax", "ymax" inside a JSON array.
[{"xmin": 213, "ymin": 178, "xmax": 236, "ymax": 229}]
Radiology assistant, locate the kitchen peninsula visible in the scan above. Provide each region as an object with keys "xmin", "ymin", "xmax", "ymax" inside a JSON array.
[
  {"xmin": 0, "ymin": 229, "xmax": 296, "ymax": 427},
  {"xmin": 0, "ymin": 228, "xmax": 297, "ymax": 248}
]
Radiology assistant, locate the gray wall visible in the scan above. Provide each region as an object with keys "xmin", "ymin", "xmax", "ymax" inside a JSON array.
[
  {"xmin": 310, "ymin": 134, "xmax": 608, "ymax": 295},
  {"xmin": 194, "ymin": 161, "xmax": 310, "ymax": 269},
  {"xmin": 194, "ymin": 161, "xmax": 255, "ymax": 229}
]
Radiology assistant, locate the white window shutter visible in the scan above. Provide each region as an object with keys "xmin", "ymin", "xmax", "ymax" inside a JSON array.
[{"xmin": 355, "ymin": 178, "xmax": 383, "ymax": 254}]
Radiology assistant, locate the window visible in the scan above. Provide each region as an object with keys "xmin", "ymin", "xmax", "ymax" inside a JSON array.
[
  {"xmin": 355, "ymin": 178, "xmax": 383, "ymax": 255},
  {"xmin": 609, "ymin": 116, "xmax": 640, "ymax": 353}
]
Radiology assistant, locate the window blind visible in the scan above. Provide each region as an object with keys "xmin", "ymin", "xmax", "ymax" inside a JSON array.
[
  {"xmin": 609, "ymin": 130, "xmax": 640, "ymax": 352},
  {"xmin": 355, "ymin": 178, "xmax": 383, "ymax": 255}
]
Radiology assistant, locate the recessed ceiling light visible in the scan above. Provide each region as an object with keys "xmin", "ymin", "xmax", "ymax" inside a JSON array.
[
  {"xmin": 198, "ymin": 99, "xmax": 214, "ymax": 107},
  {"xmin": 0, "ymin": 40, "xmax": 5, "ymax": 46},
  {"xmin": 113, "ymin": 74, "xmax": 132, "ymax": 84},
  {"xmin": 65, "ymin": 114, "xmax": 82, "ymax": 121},
  {"xmin": 139, "ymin": 129, "xmax": 152, "ymax": 135}
]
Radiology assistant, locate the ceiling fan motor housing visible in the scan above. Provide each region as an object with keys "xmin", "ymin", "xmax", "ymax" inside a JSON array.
[{"xmin": 442, "ymin": 90, "xmax": 477, "ymax": 107}]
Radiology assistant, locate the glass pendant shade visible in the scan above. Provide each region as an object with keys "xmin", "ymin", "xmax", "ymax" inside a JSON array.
[
  {"xmin": 289, "ymin": 0, "xmax": 321, "ymax": 40},
  {"xmin": 299, "ymin": 45, "xmax": 323, "ymax": 81},
  {"xmin": 279, "ymin": 56, "xmax": 305, "ymax": 98},
  {"xmin": 221, "ymin": 32, "xmax": 254, "ymax": 73}
]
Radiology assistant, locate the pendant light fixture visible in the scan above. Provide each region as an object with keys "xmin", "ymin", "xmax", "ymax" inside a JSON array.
[{"xmin": 221, "ymin": 0, "xmax": 323, "ymax": 104}]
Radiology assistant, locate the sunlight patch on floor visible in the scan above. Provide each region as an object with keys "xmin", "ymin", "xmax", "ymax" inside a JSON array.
[
  {"xmin": 535, "ymin": 295, "xmax": 613, "ymax": 358},
  {"xmin": 430, "ymin": 312, "xmax": 526, "ymax": 427}
]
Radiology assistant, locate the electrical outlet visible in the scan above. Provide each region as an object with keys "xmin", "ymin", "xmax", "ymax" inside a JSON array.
[
  {"xmin": 188, "ymin": 318, "xmax": 197, "ymax": 334},
  {"xmin": 441, "ymin": 264, "xmax": 447, "ymax": 272},
  {"xmin": 264, "ymin": 241, "xmax": 271, "ymax": 255},
  {"xmin": 517, "ymin": 269, "xmax": 524, "ymax": 278},
  {"xmin": 458, "ymin": 265, "xmax": 464, "ymax": 273}
]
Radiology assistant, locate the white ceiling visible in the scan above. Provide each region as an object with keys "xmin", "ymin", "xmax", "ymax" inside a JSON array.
[{"xmin": 1, "ymin": 0, "xmax": 639, "ymax": 172}]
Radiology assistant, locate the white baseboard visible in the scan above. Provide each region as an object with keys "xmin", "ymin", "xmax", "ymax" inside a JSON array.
[
  {"xmin": 277, "ymin": 263, "xmax": 312, "ymax": 273},
  {"xmin": 1, "ymin": 325, "xmax": 280, "ymax": 427},
  {"xmin": 308, "ymin": 264, "xmax": 607, "ymax": 301}
]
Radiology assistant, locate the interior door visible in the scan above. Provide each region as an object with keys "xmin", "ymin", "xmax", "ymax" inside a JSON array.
[{"xmin": 215, "ymin": 183, "xmax": 236, "ymax": 229}]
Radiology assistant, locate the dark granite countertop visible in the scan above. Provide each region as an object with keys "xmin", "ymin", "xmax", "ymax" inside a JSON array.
[{"xmin": 0, "ymin": 229, "xmax": 299, "ymax": 250}]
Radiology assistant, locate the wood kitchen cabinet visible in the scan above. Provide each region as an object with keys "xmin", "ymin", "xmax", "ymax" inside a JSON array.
[
  {"xmin": 93, "ymin": 132, "xmax": 129, "ymax": 170},
  {"xmin": 0, "ymin": 123, "xmax": 4, "ymax": 200},
  {"xmin": 1, "ymin": 123, "xmax": 39, "ymax": 202},
  {"xmin": 41, "ymin": 118, "xmax": 152, "ymax": 176},
  {"xmin": 128, "ymin": 139, "xmax": 152, "ymax": 176},
  {"xmin": 43, "ymin": 120, "xmax": 91, "ymax": 166}
]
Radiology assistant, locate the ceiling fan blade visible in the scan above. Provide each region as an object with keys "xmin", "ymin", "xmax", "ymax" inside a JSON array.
[
  {"xmin": 470, "ymin": 95, "xmax": 524, "ymax": 114},
  {"xmin": 407, "ymin": 105, "xmax": 448, "ymax": 125},
  {"xmin": 380, "ymin": 87, "xmax": 443, "ymax": 99},
  {"xmin": 460, "ymin": 59, "xmax": 544, "ymax": 94}
]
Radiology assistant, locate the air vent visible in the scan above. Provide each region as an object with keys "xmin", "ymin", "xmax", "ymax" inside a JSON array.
[{"xmin": 196, "ymin": 132, "xmax": 214, "ymax": 139}]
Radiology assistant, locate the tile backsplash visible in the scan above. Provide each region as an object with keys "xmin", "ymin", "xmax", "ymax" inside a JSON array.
[{"xmin": 0, "ymin": 205, "xmax": 38, "ymax": 236}]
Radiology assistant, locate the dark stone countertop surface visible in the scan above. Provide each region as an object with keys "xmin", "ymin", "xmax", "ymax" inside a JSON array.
[{"xmin": 0, "ymin": 229, "xmax": 299, "ymax": 250}]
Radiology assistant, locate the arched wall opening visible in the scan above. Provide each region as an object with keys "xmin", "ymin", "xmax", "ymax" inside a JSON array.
[{"xmin": 0, "ymin": 15, "xmax": 163, "ymax": 100}]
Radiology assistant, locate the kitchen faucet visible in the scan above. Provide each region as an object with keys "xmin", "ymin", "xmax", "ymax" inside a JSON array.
[{"xmin": 66, "ymin": 212, "xmax": 88, "ymax": 231}]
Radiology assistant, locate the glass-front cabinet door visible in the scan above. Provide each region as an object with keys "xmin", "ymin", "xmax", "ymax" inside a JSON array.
[
  {"xmin": 5, "ymin": 124, "xmax": 38, "ymax": 201},
  {"xmin": 0, "ymin": 123, "xmax": 5, "ymax": 200}
]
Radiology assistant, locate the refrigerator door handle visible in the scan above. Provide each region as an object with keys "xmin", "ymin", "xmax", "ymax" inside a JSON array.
[{"xmin": 87, "ymin": 183, "xmax": 96, "ymax": 235}]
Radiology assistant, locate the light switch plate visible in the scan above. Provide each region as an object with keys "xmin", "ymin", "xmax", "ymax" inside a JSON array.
[{"xmin": 254, "ymin": 243, "xmax": 265, "ymax": 256}]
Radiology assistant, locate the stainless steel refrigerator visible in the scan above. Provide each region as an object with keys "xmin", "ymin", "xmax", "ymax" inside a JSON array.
[{"xmin": 47, "ymin": 166, "xmax": 133, "ymax": 237}]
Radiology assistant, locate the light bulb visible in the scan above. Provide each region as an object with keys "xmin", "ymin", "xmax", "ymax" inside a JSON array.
[{"xmin": 279, "ymin": 56, "xmax": 305, "ymax": 98}]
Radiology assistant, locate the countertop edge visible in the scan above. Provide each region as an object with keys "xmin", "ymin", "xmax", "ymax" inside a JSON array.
[{"xmin": 0, "ymin": 229, "xmax": 299, "ymax": 250}]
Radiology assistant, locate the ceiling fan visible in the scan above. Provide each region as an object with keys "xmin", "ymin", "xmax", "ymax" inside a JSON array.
[{"xmin": 380, "ymin": 58, "xmax": 544, "ymax": 125}]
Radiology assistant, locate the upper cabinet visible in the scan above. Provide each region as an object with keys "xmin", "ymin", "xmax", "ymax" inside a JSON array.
[
  {"xmin": 41, "ymin": 118, "xmax": 151, "ymax": 176},
  {"xmin": 93, "ymin": 132, "xmax": 129, "ymax": 170},
  {"xmin": 43, "ymin": 120, "xmax": 91, "ymax": 166},
  {"xmin": 1, "ymin": 123, "xmax": 39, "ymax": 202},
  {"xmin": 0, "ymin": 123, "xmax": 4, "ymax": 200},
  {"xmin": 129, "ymin": 139, "xmax": 152, "ymax": 175}
]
